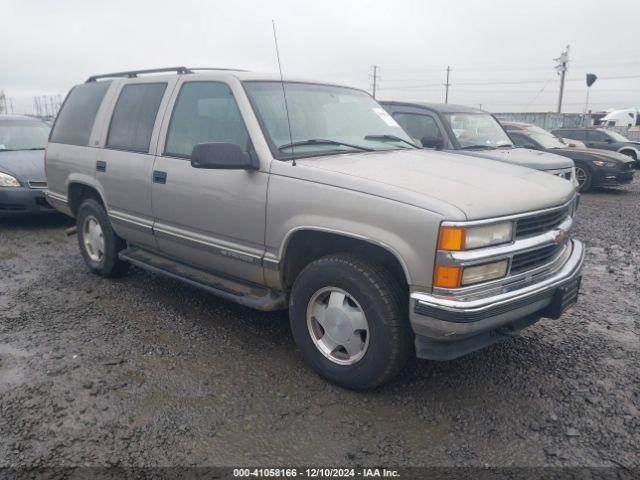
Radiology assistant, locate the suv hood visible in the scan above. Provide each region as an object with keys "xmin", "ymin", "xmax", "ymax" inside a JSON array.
[
  {"xmin": 291, "ymin": 149, "xmax": 576, "ymax": 220},
  {"xmin": 455, "ymin": 147, "xmax": 574, "ymax": 170},
  {"xmin": 0, "ymin": 149, "xmax": 46, "ymax": 182}
]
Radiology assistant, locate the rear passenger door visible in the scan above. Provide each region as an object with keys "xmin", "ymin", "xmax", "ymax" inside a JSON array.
[
  {"xmin": 95, "ymin": 79, "xmax": 177, "ymax": 248},
  {"xmin": 151, "ymin": 79, "xmax": 268, "ymax": 284}
]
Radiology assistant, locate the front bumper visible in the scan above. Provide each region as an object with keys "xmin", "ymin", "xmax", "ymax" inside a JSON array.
[
  {"xmin": 593, "ymin": 167, "xmax": 635, "ymax": 187},
  {"xmin": 0, "ymin": 186, "xmax": 55, "ymax": 217},
  {"xmin": 409, "ymin": 239, "xmax": 585, "ymax": 360}
]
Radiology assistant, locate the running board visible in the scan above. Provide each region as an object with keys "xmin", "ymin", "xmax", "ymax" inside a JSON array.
[{"xmin": 118, "ymin": 247, "xmax": 286, "ymax": 311}]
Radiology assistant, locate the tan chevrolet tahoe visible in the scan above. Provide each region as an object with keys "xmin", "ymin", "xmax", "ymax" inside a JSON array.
[{"xmin": 45, "ymin": 67, "xmax": 584, "ymax": 389}]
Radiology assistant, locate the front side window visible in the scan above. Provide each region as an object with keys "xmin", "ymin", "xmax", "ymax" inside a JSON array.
[
  {"xmin": 442, "ymin": 113, "xmax": 513, "ymax": 149},
  {"xmin": 50, "ymin": 81, "xmax": 111, "ymax": 146},
  {"xmin": 565, "ymin": 129, "xmax": 586, "ymax": 140},
  {"xmin": 0, "ymin": 120, "xmax": 50, "ymax": 151},
  {"xmin": 243, "ymin": 82, "xmax": 415, "ymax": 159},
  {"xmin": 165, "ymin": 82, "xmax": 250, "ymax": 158},
  {"xmin": 588, "ymin": 130, "xmax": 610, "ymax": 142},
  {"xmin": 602, "ymin": 129, "xmax": 629, "ymax": 142},
  {"xmin": 107, "ymin": 83, "xmax": 167, "ymax": 152},
  {"xmin": 394, "ymin": 113, "xmax": 442, "ymax": 144}
]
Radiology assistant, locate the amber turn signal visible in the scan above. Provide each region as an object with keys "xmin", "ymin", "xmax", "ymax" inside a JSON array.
[
  {"xmin": 438, "ymin": 226, "xmax": 466, "ymax": 251},
  {"xmin": 433, "ymin": 265, "xmax": 463, "ymax": 289}
]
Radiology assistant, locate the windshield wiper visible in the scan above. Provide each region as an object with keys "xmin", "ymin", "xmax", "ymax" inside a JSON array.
[
  {"xmin": 277, "ymin": 138, "xmax": 373, "ymax": 152},
  {"xmin": 459, "ymin": 145, "xmax": 496, "ymax": 150},
  {"xmin": 495, "ymin": 144, "xmax": 514, "ymax": 149},
  {"xmin": 364, "ymin": 134, "xmax": 418, "ymax": 148}
]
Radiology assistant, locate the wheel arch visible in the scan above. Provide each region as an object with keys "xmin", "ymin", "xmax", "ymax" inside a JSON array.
[
  {"xmin": 617, "ymin": 146, "xmax": 639, "ymax": 159},
  {"xmin": 278, "ymin": 227, "xmax": 411, "ymax": 294},
  {"xmin": 67, "ymin": 181, "xmax": 107, "ymax": 217}
]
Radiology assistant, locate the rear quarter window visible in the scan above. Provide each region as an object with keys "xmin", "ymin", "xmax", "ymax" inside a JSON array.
[{"xmin": 50, "ymin": 81, "xmax": 111, "ymax": 146}]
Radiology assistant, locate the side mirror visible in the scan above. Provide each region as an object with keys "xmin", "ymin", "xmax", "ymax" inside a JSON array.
[
  {"xmin": 605, "ymin": 138, "xmax": 613, "ymax": 143},
  {"xmin": 523, "ymin": 143, "xmax": 538, "ymax": 150},
  {"xmin": 421, "ymin": 136, "xmax": 444, "ymax": 150},
  {"xmin": 568, "ymin": 143, "xmax": 577, "ymax": 147},
  {"xmin": 191, "ymin": 143, "xmax": 259, "ymax": 170}
]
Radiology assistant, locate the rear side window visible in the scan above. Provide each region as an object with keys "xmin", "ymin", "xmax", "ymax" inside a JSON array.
[
  {"xmin": 566, "ymin": 129, "xmax": 586, "ymax": 140},
  {"xmin": 394, "ymin": 113, "xmax": 442, "ymax": 142},
  {"xmin": 165, "ymin": 82, "xmax": 250, "ymax": 158},
  {"xmin": 50, "ymin": 81, "xmax": 111, "ymax": 146},
  {"xmin": 107, "ymin": 83, "xmax": 167, "ymax": 152}
]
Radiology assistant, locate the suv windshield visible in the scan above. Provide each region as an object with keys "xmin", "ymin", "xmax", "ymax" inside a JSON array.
[
  {"xmin": 443, "ymin": 113, "xmax": 513, "ymax": 149},
  {"xmin": 243, "ymin": 82, "xmax": 415, "ymax": 159},
  {"xmin": 0, "ymin": 120, "xmax": 50, "ymax": 151}
]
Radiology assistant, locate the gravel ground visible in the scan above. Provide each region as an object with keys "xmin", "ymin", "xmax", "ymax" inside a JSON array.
[{"xmin": 0, "ymin": 180, "xmax": 638, "ymax": 471}]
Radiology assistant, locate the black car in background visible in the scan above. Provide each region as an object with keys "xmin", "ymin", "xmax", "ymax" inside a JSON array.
[
  {"xmin": 0, "ymin": 115, "xmax": 54, "ymax": 217},
  {"xmin": 552, "ymin": 127, "xmax": 640, "ymax": 165},
  {"xmin": 504, "ymin": 122, "xmax": 635, "ymax": 192}
]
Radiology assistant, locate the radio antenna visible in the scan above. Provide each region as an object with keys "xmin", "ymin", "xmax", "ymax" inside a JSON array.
[{"xmin": 272, "ymin": 20, "xmax": 296, "ymax": 166}]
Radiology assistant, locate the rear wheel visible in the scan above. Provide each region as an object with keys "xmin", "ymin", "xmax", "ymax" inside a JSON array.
[
  {"xmin": 575, "ymin": 165, "xmax": 593, "ymax": 192},
  {"xmin": 289, "ymin": 253, "xmax": 412, "ymax": 390},
  {"xmin": 76, "ymin": 199, "xmax": 129, "ymax": 277}
]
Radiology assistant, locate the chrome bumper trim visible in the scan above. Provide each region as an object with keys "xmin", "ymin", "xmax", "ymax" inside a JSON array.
[{"xmin": 412, "ymin": 239, "xmax": 584, "ymax": 313}]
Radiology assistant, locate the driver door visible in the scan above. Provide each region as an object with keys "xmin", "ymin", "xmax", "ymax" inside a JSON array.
[{"xmin": 151, "ymin": 79, "xmax": 269, "ymax": 284}]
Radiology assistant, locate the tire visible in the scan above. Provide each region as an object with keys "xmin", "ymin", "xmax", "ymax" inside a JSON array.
[
  {"xmin": 76, "ymin": 198, "xmax": 129, "ymax": 277},
  {"xmin": 574, "ymin": 164, "xmax": 593, "ymax": 192},
  {"xmin": 289, "ymin": 253, "xmax": 412, "ymax": 390}
]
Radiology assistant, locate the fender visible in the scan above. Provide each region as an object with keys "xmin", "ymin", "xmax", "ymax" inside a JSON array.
[{"xmin": 275, "ymin": 225, "xmax": 413, "ymax": 285}]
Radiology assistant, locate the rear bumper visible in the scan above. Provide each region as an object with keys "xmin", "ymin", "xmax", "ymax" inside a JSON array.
[
  {"xmin": 0, "ymin": 187, "xmax": 55, "ymax": 217},
  {"xmin": 409, "ymin": 239, "xmax": 585, "ymax": 360}
]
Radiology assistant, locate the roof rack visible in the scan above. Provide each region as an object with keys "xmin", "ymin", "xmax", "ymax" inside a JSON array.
[{"xmin": 85, "ymin": 66, "xmax": 247, "ymax": 83}]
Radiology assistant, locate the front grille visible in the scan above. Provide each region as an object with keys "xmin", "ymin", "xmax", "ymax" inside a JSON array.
[
  {"xmin": 510, "ymin": 244, "xmax": 562, "ymax": 274},
  {"xmin": 515, "ymin": 206, "xmax": 569, "ymax": 238},
  {"xmin": 28, "ymin": 181, "xmax": 47, "ymax": 189}
]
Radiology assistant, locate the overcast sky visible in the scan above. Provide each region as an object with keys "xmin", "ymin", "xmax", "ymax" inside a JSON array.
[{"xmin": 1, "ymin": 0, "xmax": 639, "ymax": 114}]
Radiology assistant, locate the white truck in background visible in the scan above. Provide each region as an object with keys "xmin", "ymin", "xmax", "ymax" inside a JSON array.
[{"xmin": 599, "ymin": 108, "xmax": 640, "ymax": 128}]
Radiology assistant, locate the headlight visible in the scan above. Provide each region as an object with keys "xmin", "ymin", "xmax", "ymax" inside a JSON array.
[
  {"xmin": 592, "ymin": 159, "xmax": 616, "ymax": 167},
  {"xmin": 461, "ymin": 260, "xmax": 509, "ymax": 286},
  {"xmin": 438, "ymin": 222, "xmax": 513, "ymax": 251},
  {"xmin": 0, "ymin": 172, "xmax": 20, "ymax": 187},
  {"xmin": 434, "ymin": 259, "xmax": 509, "ymax": 288},
  {"xmin": 434, "ymin": 222, "xmax": 513, "ymax": 289}
]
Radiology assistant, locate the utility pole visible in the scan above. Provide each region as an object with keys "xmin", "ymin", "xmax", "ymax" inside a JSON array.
[
  {"xmin": 444, "ymin": 66, "xmax": 451, "ymax": 104},
  {"xmin": 371, "ymin": 65, "xmax": 379, "ymax": 99},
  {"xmin": 554, "ymin": 45, "xmax": 570, "ymax": 113}
]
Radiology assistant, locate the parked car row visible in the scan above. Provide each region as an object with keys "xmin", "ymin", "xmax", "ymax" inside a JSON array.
[{"xmin": 503, "ymin": 122, "xmax": 636, "ymax": 192}]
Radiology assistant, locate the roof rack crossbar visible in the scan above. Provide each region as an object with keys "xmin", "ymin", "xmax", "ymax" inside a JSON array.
[{"xmin": 85, "ymin": 66, "xmax": 192, "ymax": 83}]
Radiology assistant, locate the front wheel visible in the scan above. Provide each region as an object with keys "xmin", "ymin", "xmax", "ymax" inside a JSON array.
[
  {"xmin": 289, "ymin": 253, "xmax": 412, "ymax": 390},
  {"xmin": 76, "ymin": 199, "xmax": 129, "ymax": 277},
  {"xmin": 575, "ymin": 165, "xmax": 593, "ymax": 192}
]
